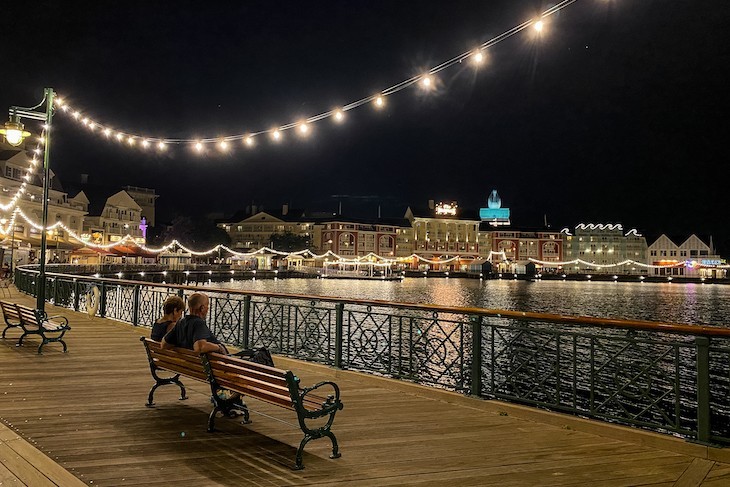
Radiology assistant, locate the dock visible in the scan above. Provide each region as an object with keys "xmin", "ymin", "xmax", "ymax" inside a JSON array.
[{"xmin": 1, "ymin": 291, "xmax": 729, "ymax": 486}]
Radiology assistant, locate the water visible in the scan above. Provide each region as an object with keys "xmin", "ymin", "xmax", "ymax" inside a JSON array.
[{"xmin": 211, "ymin": 278, "xmax": 730, "ymax": 327}]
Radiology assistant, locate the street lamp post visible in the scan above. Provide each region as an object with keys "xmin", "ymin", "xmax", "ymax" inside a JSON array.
[{"xmin": 1, "ymin": 88, "xmax": 55, "ymax": 312}]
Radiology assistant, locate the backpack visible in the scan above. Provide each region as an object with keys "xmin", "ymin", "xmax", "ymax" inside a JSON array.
[{"xmin": 234, "ymin": 347, "xmax": 275, "ymax": 367}]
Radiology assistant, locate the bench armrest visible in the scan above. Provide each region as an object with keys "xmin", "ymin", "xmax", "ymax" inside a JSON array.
[
  {"xmin": 299, "ymin": 381, "xmax": 344, "ymax": 414},
  {"xmin": 44, "ymin": 314, "xmax": 69, "ymax": 326}
]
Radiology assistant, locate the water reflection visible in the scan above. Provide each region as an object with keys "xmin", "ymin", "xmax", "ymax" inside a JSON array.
[{"xmin": 211, "ymin": 278, "xmax": 730, "ymax": 327}]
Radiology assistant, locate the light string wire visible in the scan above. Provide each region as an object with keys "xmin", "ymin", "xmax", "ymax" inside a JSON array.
[{"xmin": 52, "ymin": 0, "xmax": 578, "ymax": 150}]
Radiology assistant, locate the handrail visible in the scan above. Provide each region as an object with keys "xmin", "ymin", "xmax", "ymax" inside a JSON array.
[{"xmin": 17, "ymin": 266, "xmax": 730, "ymax": 337}]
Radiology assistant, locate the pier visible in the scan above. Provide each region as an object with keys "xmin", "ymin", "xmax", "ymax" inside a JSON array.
[{"xmin": 1, "ymin": 291, "xmax": 729, "ymax": 485}]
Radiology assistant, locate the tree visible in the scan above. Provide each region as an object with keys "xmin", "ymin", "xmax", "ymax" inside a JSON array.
[
  {"xmin": 270, "ymin": 231, "xmax": 310, "ymax": 252},
  {"xmin": 155, "ymin": 216, "xmax": 231, "ymax": 250}
]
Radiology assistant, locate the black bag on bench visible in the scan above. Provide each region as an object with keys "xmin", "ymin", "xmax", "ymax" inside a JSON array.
[{"xmin": 233, "ymin": 347, "xmax": 275, "ymax": 367}]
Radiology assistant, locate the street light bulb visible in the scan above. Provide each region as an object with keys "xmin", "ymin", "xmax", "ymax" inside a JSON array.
[{"xmin": 0, "ymin": 120, "xmax": 30, "ymax": 146}]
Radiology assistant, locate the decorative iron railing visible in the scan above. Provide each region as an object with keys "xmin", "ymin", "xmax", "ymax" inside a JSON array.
[{"xmin": 12, "ymin": 267, "xmax": 730, "ymax": 445}]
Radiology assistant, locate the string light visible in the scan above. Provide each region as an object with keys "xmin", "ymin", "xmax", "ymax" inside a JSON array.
[
  {"xmin": 244, "ymin": 135, "xmax": 255, "ymax": 147},
  {"xmin": 298, "ymin": 123, "xmax": 309, "ymax": 135},
  {"xmin": 53, "ymin": 0, "xmax": 578, "ymax": 154}
]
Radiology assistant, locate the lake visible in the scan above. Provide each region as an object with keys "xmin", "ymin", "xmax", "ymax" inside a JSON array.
[{"xmin": 210, "ymin": 277, "xmax": 730, "ymax": 327}]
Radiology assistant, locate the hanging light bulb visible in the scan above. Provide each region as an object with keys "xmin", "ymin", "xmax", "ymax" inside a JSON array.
[
  {"xmin": 219, "ymin": 140, "xmax": 229, "ymax": 151},
  {"xmin": 334, "ymin": 110, "xmax": 344, "ymax": 122},
  {"xmin": 374, "ymin": 96, "xmax": 385, "ymax": 108},
  {"xmin": 157, "ymin": 141, "xmax": 166, "ymax": 150},
  {"xmin": 195, "ymin": 141, "xmax": 203, "ymax": 152},
  {"xmin": 420, "ymin": 75, "xmax": 433, "ymax": 89},
  {"xmin": 472, "ymin": 50, "xmax": 484, "ymax": 64},
  {"xmin": 244, "ymin": 135, "xmax": 255, "ymax": 147},
  {"xmin": 534, "ymin": 20, "xmax": 544, "ymax": 32},
  {"xmin": 271, "ymin": 129, "xmax": 281, "ymax": 141},
  {"xmin": 298, "ymin": 123, "xmax": 309, "ymax": 135}
]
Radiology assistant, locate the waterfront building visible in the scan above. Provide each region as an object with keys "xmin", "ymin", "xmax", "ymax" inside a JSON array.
[
  {"xmin": 218, "ymin": 205, "xmax": 314, "ymax": 251},
  {"xmin": 562, "ymin": 223, "xmax": 648, "ymax": 275},
  {"xmin": 647, "ymin": 234, "xmax": 726, "ymax": 278},
  {"xmin": 123, "ymin": 185, "xmax": 158, "ymax": 227},
  {"xmin": 1, "ymin": 145, "xmax": 87, "ymax": 264},
  {"xmin": 82, "ymin": 190, "xmax": 146, "ymax": 246},
  {"xmin": 312, "ymin": 217, "xmax": 412, "ymax": 258},
  {"xmin": 480, "ymin": 226, "xmax": 564, "ymax": 274},
  {"xmin": 405, "ymin": 200, "xmax": 481, "ymax": 270}
]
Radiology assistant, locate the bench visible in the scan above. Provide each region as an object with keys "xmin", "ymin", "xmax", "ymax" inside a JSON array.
[
  {"xmin": 0, "ymin": 300, "xmax": 21, "ymax": 338},
  {"xmin": 140, "ymin": 337, "xmax": 344, "ymax": 469},
  {"xmin": 0, "ymin": 301, "xmax": 71, "ymax": 353}
]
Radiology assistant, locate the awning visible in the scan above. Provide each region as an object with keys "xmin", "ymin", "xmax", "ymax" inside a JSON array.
[{"xmin": 107, "ymin": 242, "xmax": 158, "ymax": 258}]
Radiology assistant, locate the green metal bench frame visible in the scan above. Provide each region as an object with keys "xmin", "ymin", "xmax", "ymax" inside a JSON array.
[
  {"xmin": 6, "ymin": 303, "xmax": 70, "ymax": 353},
  {"xmin": 140, "ymin": 337, "xmax": 343, "ymax": 469}
]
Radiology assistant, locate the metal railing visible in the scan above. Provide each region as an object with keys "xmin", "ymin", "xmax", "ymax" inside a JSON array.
[{"xmin": 12, "ymin": 266, "xmax": 730, "ymax": 445}]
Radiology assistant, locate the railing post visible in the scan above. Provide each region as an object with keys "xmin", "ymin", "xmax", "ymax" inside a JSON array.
[
  {"xmin": 132, "ymin": 285, "xmax": 140, "ymax": 326},
  {"xmin": 696, "ymin": 336, "xmax": 711, "ymax": 444},
  {"xmin": 52, "ymin": 277, "xmax": 58, "ymax": 304},
  {"xmin": 470, "ymin": 315, "xmax": 482, "ymax": 397},
  {"xmin": 242, "ymin": 295, "xmax": 251, "ymax": 349},
  {"xmin": 73, "ymin": 279, "xmax": 80, "ymax": 311},
  {"xmin": 334, "ymin": 303, "xmax": 344, "ymax": 369},
  {"xmin": 99, "ymin": 282, "xmax": 107, "ymax": 318}
]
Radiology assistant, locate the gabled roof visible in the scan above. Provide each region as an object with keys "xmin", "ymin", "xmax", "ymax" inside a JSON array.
[
  {"xmin": 105, "ymin": 190, "xmax": 142, "ymax": 211},
  {"xmin": 70, "ymin": 190, "xmax": 90, "ymax": 205}
]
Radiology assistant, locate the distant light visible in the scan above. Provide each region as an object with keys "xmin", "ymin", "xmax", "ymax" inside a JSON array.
[
  {"xmin": 115, "ymin": 132, "xmax": 124, "ymax": 141},
  {"xmin": 374, "ymin": 96, "xmax": 384, "ymax": 108},
  {"xmin": 420, "ymin": 75, "xmax": 433, "ymax": 89},
  {"xmin": 334, "ymin": 110, "xmax": 344, "ymax": 122},
  {"xmin": 195, "ymin": 141, "xmax": 203, "ymax": 152},
  {"xmin": 472, "ymin": 51, "xmax": 484, "ymax": 64},
  {"xmin": 157, "ymin": 141, "xmax": 166, "ymax": 150},
  {"xmin": 219, "ymin": 140, "xmax": 229, "ymax": 151},
  {"xmin": 72, "ymin": 111, "xmax": 80, "ymax": 119},
  {"xmin": 88, "ymin": 122, "xmax": 96, "ymax": 130},
  {"xmin": 127, "ymin": 137, "xmax": 135, "ymax": 146},
  {"xmin": 103, "ymin": 128, "xmax": 111, "ymax": 137},
  {"xmin": 299, "ymin": 123, "xmax": 309, "ymax": 135},
  {"xmin": 141, "ymin": 139, "xmax": 150, "ymax": 148},
  {"xmin": 81, "ymin": 118, "xmax": 89, "ymax": 125},
  {"xmin": 272, "ymin": 129, "xmax": 281, "ymax": 141},
  {"xmin": 55, "ymin": 97, "xmax": 64, "ymax": 106},
  {"xmin": 534, "ymin": 20, "xmax": 544, "ymax": 32},
  {"xmin": 244, "ymin": 136, "xmax": 254, "ymax": 147}
]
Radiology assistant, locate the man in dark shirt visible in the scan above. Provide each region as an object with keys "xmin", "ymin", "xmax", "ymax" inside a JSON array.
[{"xmin": 161, "ymin": 292, "xmax": 227, "ymax": 354}]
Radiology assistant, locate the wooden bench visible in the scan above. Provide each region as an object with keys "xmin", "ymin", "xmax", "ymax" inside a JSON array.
[
  {"xmin": 0, "ymin": 300, "xmax": 22, "ymax": 339},
  {"xmin": 141, "ymin": 337, "xmax": 344, "ymax": 469},
  {"xmin": 0, "ymin": 302, "xmax": 71, "ymax": 353}
]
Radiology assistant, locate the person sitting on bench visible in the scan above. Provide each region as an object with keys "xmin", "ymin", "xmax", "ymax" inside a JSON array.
[
  {"xmin": 161, "ymin": 292, "xmax": 226, "ymax": 354},
  {"xmin": 150, "ymin": 295, "xmax": 185, "ymax": 342}
]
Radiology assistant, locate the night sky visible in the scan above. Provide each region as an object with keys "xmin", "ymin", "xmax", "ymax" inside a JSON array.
[{"xmin": 3, "ymin": 1, "xmax": 728, "ymax": 250}]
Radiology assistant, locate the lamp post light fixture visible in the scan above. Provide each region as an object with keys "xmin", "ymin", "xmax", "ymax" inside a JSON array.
[{"xmin": 3, "ymin": 88, "xmax": 56, "ymax": 312}]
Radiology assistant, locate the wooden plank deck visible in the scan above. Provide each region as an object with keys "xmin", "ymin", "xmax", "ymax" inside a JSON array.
[{"xmin": 1, "ymin": 291, "xmax": 729, "ymax": 486}]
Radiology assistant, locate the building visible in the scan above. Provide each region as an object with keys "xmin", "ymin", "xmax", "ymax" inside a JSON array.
[
  {"xmin": 123, "ymin": 186, "xmax": 159, "ymax": 227},
  {"xmin": 312, "ymin": 217, "xmax": 412, "ymax": 258},
  {"xmin": 82, "ymin": 190, "xmax": 146, "ymax": 246},
  {"xmin": 218, "ymin": 205, "xmax": 314, "ymax": 251},
  {"xmin": 647, "ymin": 234, "xmax": 726, "ymax": 278},
  {"xmin": 562, "ymin": 223, "xmax": 648, "ymax": 274},
  {"xmin": 480, "ymin": 226, "xmax": 564, "ymax": 273},
  {"xmin": 405, "ymin": 200, "xmax": 481, "ymax": 270},
  {"xmin": 1, "ymin": 145, "xmax": 87, "ymax": 265}
]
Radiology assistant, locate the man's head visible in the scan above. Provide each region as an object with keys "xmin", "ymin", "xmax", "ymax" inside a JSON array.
[{"xmin": 187, "ymin": 293, "xmax": 210, "ymax": 318}]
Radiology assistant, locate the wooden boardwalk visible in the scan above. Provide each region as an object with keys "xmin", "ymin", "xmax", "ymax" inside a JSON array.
[{"xmin": 1, "ymin": 291, "xmax": 730, "ymax": 486}]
